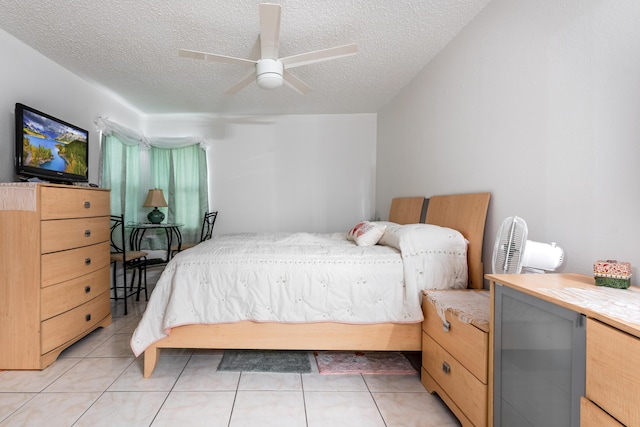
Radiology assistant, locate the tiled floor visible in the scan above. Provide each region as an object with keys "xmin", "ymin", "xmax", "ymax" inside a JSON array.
[{"xmin": 0, "ymin": 297, "xmax": 460, "ymax": 427}]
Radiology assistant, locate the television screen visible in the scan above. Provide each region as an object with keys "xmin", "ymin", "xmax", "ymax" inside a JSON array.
[{"xmin": 15, "ymin": 103, "xmax": 89, "ymax": 183}]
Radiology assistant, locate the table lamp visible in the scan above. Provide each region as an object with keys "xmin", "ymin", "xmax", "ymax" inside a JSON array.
[{"xmin": 143, "ymin": 188, "xmax": 168, "ymax": 224}]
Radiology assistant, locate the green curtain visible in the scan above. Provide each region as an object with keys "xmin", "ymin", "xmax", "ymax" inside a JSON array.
[
  {"xmin": 101, "ymin": 134, "xmax": 141, "ymax": 224},
  {"xmin": 100, "ymin": 127, "xmax": 209, "ymax": 254},
  {"xmin": 149, "ymin": 144, "xmax": 209, "ymax": 243}
]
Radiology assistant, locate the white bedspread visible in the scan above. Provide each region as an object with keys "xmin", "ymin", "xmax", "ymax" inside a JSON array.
[{"xmin": 131, "ymin": 229, "xmax": 468, "ymax": 356}]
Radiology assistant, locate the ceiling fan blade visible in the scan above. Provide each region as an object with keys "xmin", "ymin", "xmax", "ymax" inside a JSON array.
[
  {"xmin": 225, "ymin": 70, "xmax": 257, "ymax": 95},
  {"xmin": 283, "ymin": 70, "xmax": 312, "ymax": 94},
  {"xmin": 280, "ymin": 43, "xmax": 358, "ymax": 69},
  {"xmin": 259, "ymin": 3, "xmax": 281, "ymax": 59},
  {"xmin": 179, "ymin": 49, "xmax": 256, "ymax": 67}
]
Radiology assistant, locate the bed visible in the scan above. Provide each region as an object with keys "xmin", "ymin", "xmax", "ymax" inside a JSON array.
[{"xmin": 133, "ymin": 192, "xmax": 491, "ymax": 377}]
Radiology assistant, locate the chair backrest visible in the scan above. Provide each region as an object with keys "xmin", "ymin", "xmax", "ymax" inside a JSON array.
[
  {"xmin": 199, "ymin": 211, "xmax": 218, "ymax": 242},
  {"xmin": 110, "ymin": 215, "xmax": 126, "ymax": 254}
]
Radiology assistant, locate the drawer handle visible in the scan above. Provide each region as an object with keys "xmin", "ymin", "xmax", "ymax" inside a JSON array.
[
  {"xmin": 85, "ymin": 258, "xmax": 91, "ymax": 265},
  {"xmin": 85, "ymin": 229, "xmax": 91, "ymax": 237},
  {"xmin": 442, "ymin": 362, "xmax": 451, "ymax": 374},
  {"xmin": 85, "ymin": 314, "xmax": 91, "ymax": 322},
  {"xmin": 85, "ymin": 285, "xmax": 91, "ymax": 293},
  {"xmin": 84, "ymin": 201, "xmax": 91, "ymax": 209},
  {"xmin": 442, "ymin": 320, "xmax": 450, "ymax": 332}
]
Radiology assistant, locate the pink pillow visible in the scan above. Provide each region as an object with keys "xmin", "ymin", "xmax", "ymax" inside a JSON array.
[{"xmin": 347, "ymin": 221, "xmax": 387, "ymax": 246}]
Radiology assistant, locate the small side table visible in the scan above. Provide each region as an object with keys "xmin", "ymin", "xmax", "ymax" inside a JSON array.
[
  {"xmin": 421, "ymin": 289, "xmax": 490, "ymax": 427},
  {"xmin": 128, "ymin": 223, "xmax": 183, "ymax": 264}
]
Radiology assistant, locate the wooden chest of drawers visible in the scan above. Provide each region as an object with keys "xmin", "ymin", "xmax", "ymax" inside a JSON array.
[
  {"xmin": 0, "ymin": 183, "xmax": 112, "ymax": 370},
  {"xmin": 484, "ymin": 273, "xmax": 640, "ymax": 427},
  {"xmin": 421, "ymin": 290, "xmax": 490, "ymax": 427},
  {"xmin": 583, "ymin": 318, "xmax": 640, "ymax": 426}
]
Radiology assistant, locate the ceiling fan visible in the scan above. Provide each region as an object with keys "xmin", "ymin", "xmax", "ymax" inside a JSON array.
[{"xmin": 178, "ymin": 3, "xmax": 358, "ymax": 95}]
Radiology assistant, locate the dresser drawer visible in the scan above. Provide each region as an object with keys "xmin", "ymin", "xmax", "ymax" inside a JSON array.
[
  {"xmin": 422, "ymin": 332, "xmax": 486, "ymax": 426},
  {"xmin": 41, "ymin": 241, "xmax": 110, "ymax": 287},
  {"xmin": 41, "ymin": 291, "xmax": 111, "ymax": 354},
  {"xmin": 580, "ymin": 397, "xmax": 623, "ymax": 427},
  {"xmin": 40, "ymin": 186, "xmax": 109, "ymax": 220},
  {"xmin": 41, "ymin": 266, "xmax": 110, "ymax": 320},
  {"xmin": 586, "ymin": 318, "xmax": 640, "ymax": 426},
  {"xmin": 422, "ymin": 295, "xmax": 488, "ymax": 382},
  {"xmin": 41, "ymin": 217, "xmax": 110, "ymax": 254}
]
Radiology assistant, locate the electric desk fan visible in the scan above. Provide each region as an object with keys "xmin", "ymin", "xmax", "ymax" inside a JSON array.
[{"xmin": 492, "ymin": 216, "xmax": 564, "ymax": 274}]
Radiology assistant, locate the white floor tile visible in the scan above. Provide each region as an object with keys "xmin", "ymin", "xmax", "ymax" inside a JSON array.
[
  {"xmin": 0, "ymin": 393, "xmax": 35, "ymax": 423},
  {"xmin": 373, "ymin": 392, "xmax": 461, "ymax": 427},
  {"xmin": 73, "ymin": 391, "xmax": 168, "ymax": 427},
  {"xmin": 88, "ymin": 333, "xmax": 137, "ymax": 357},
  {"xmin": 173, "ymin": 355, "xmax": 240, "ymax": 392},
  {"xmin": 58, "ymin": 328, "xmax": 114, "ymax": 358},
  {"xmin": 0, "ymin": 392, "xmax": 101, "ymax": 426},
  {"xmin": 151, "ymin": 391, "xmax": 235, "ymax": 427},
  {"xmin": 305, "ymin": 391, "xmax": 386, "ymax": 427},
  {"xmin": 363, "ymin": 373, "xmax": 427, "ymax": 392},
  {"xmin": 110, "ymin": 313, "xmax": 145, "ymax": 334},
  {"xmin": 108, "ymin": 355, "xmax": 189, "ymax": 391},
  {"xmin": 238, "ymin": 372, "xmax": 302, "ymax": 391},
  {"xmin": 230, "ymin": 391, "xmax": 306, "ymax": 427},
  {"xmin": 302, "ymin": 373, "xmax": 368, "ymax": 392},
  {"xmin": 44, "ymin": 357, "xmax": 134, "ymax": 392},
  {"xmin": 0, "ymin": 358, "xmax": 80, "ymax": 392}
]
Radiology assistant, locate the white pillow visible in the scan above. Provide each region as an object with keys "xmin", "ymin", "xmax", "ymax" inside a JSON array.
[
  {"xmin": 347, "ymin": 221, "xmax": 387, "ymax": 246},
  {"xmin": 370, "ymin": 221, "xmax": 399, "ymax": 228},
  {"xmin": 378, "ymin": 223, "xmax": 466, "ymax": 252},
  {"xmin": 376, "ymin": 222, "xmax": 404, "ymax": 248},
  {"xmin": 378, "ymin": 223, "xmax": 469, "ymax": 290}
]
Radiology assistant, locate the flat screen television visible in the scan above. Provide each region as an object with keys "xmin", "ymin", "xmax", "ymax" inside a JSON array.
[{"xmin": 15, "ymin": 103, "xmax": 89, "ymax": 183}]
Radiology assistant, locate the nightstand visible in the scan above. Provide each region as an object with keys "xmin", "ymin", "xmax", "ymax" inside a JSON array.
[{"xmin": 421, "ymin": 290, "xmax": 490, "ymax": 427}]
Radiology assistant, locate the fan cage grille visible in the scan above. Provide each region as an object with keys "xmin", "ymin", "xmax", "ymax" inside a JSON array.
[{"xmin": 492, "ymin": 216, "xmax": 528, "ymax": 274}]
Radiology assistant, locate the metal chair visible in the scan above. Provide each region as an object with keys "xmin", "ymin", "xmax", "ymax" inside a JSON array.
[
  {"xmin": 109, "ymin": 215, "xmax": 148, "ymax": 315},
  {"xmin": 171, "ymin": 211, "xmax": 218, "ymax": 257}
]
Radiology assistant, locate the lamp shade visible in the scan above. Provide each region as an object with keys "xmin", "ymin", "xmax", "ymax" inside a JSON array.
[{"xmin": 143, "ymin": 189, "xmax": 168, "ymax": 208}]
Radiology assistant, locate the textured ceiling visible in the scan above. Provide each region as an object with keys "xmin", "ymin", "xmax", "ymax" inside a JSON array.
[{"xmin": 0, "ymin": 0, "xmax": 490, "ymax": 115}]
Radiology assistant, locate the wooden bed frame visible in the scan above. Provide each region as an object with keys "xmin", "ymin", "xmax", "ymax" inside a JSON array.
[{"xmin": 142, "ymin": 192, "xmax": 491, "ymax": 377}]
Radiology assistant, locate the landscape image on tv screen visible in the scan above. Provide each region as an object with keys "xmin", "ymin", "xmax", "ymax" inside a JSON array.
[{"xmin": 21, "ymin": 109, "xmax": 88, "ymax": 176}]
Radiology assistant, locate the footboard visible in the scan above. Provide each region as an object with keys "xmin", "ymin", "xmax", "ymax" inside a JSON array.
[{"xmin": 142, "ymin": 321, "xmax": 421, "ymax": 377}]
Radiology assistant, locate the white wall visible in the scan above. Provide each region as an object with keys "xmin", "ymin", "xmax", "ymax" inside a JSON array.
[
  {"xmin": 0, "ymin": 29, "xmax": 140, "ymax": 184},
  {"xmin": 377, "ymin": 0, "xmax": 640, "ymax": 281},
  {"xmin": 143, "ymin": 113, "xmax": 377, "ymax": 234},
  {"xmin": 0, "ymin": 27, "xmax": 378, "ymax": 235}
]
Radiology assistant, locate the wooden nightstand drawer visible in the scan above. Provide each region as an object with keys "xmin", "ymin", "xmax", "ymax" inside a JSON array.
[
  {"xmin": 41, "ymin": 291, "xmax": 111, "ymax": 354},
  {"xmin": 41, "ymin": 217, "xmax": 110, "ymax": 253},
  {"xmin": 422, "ymin": 293, "xmax": 488, "ymax": 382},
  {"xmin": 586, "ymin": 318, "xmax": 640, "ymax": 426},
  {"xmin": 422, "ymin": 332, "xmax": 487, "ymax": 426},
  {"xmin": 580, "ymin": 397, "xmax": 623, "ymax": 427},
  {"xmin": 41, "ymin": 266, "xmax": 110, "ymax": 320},
  {"xmin": 40, "ymin": 186, "xmax": 109, "ymax": 220},
  {"xmin": 41, "ymin": 241, "xmax": 110, "ymax": 287}
]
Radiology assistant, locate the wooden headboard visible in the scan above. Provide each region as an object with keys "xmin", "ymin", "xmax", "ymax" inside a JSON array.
[
  {"xmin": 389, "ymin": 192, "xmax": 491, "ymax": 289},
  {"xmin": 388, "ymin": 197, "xmax": 428, "ymax": 224},
  {"xmin": 425, "ymin": 192, "xmax": 491, "ymax": 289}
]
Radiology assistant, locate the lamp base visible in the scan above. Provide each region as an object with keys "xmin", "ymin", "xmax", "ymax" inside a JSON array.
[{"xmin": 147, "ymin": 208, "xmax": 165, "ymax": 224}]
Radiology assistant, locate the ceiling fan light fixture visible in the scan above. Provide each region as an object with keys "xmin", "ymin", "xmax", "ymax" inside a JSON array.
[
  {"xmin": 256, "ymin": 59, "xmax": 284, "ymax": 90},
  {"xmin": 179, "ymin": 3, "xmax": 358, "ymax": 95}
]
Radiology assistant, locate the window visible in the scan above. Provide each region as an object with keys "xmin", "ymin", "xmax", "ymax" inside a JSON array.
[
  {"xmin": 149, "ymin": 144, "xmax": 208, "ymax": 243},
  {"xmin": 98, "ymin": 118, "xmax": 208, "ymax": 249}
]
